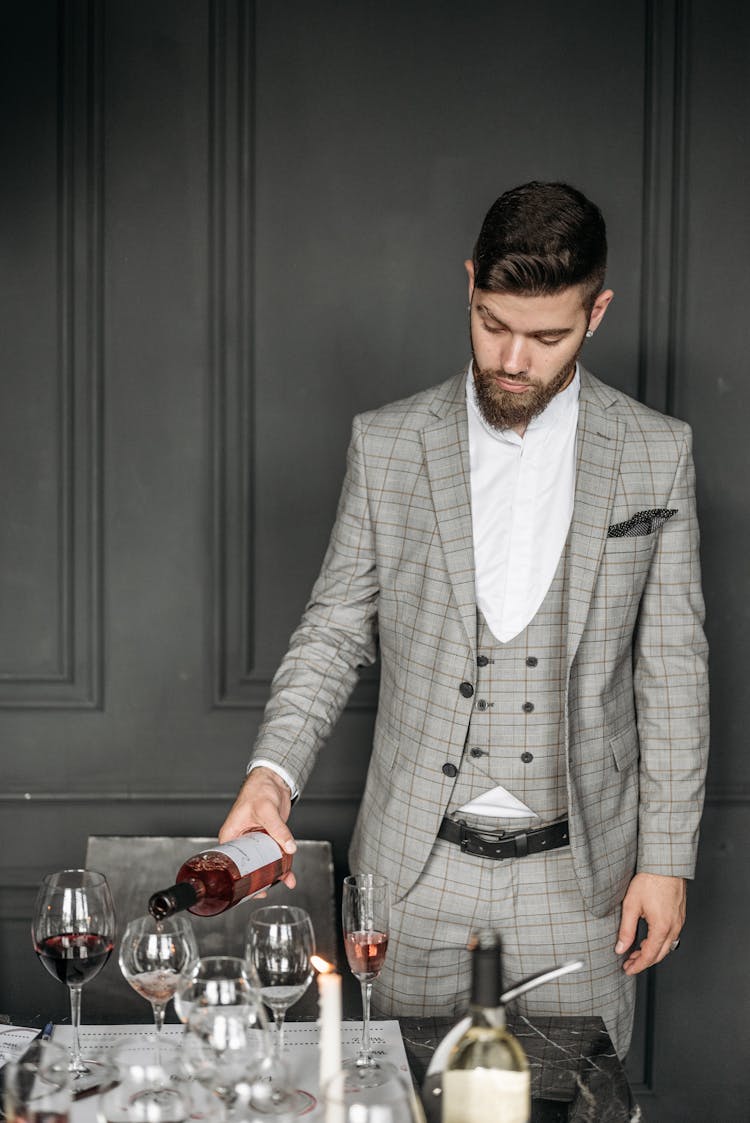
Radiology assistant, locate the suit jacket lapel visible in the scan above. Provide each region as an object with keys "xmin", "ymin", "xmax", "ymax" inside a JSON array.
[
  {"xmin": 421, "ymin": 373, "xmax": 477, "ymax": 657},
  {"xmin": 565, "ymin": 369, "xmax": 626, "ymax": 668}
]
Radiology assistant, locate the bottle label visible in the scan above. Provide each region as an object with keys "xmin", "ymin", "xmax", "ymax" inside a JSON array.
[
  {"xmin": 442, "ymin": 1069, "xmax": 530, "ymax": 1123},
  {"xmin": 214, "ymin": 832, "xmax": 283, "ymax": 876}
]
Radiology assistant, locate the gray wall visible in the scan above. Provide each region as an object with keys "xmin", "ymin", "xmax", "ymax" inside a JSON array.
[{"xmin": 1, "ymin": 2, "xmax": 748, "ymax": 1118}]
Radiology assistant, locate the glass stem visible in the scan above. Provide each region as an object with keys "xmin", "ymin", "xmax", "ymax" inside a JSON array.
[
  {"xmin": 69, "ymin": 985, "xmax": 85, "ymax": 1073},
  {"xmin": 152, "ymin": 1004, "xmax": 166, "ymax": 1065},
  {"xmin": 359, "ymin": 978, "xmax": 373, "ymax": 1064},
  {"xmin": 273, "ymin": 1009, "xmax": 287, "ymax": 1055}
]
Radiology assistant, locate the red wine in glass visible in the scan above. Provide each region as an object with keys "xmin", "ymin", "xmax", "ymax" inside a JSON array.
[
  {"xmin": 32, "ymin": 869, "xmax": 116, "ymax": 1079},
  {"xmin": 36, "ymin": 933, "xmax": 113, "ymax": 987}
]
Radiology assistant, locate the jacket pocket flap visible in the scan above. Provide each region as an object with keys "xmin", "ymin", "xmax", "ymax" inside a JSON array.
[{"xmin": 609, "ymin": 725, "xmax": 638, "ymax": 771}]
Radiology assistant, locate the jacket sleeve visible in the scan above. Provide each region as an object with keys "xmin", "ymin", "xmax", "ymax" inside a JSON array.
[
  {"xmin": 633, "ymin": 425, "xmax": 710, "ymax": 877},
  {"xmin": 248, "ymin": 415, "xmax": 379, "ymax": 791}
]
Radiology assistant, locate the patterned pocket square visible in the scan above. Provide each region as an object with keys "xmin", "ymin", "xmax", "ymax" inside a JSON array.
[{"xmin": 607, "ymin": 508, "xmax": 678, "ymax": 538}]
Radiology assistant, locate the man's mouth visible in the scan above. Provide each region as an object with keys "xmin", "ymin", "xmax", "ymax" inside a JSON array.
[{"xmin": 494, "ymin": 375, "xmax": 532, "ymax": 393}]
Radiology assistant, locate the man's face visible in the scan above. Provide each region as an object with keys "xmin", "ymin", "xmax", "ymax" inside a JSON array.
[{"xmin": 466, "ymin": 266, "xmax": 612, "ymax": 433}]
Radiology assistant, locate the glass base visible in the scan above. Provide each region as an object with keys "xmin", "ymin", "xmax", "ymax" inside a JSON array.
[
  {"xmin": 68, "ymin": 1055, "xmax": 116, "ymax": 1094},
  {"xmin": 340, "ymin": 1057, "xmax": 400, "ymax": 1091},
  {"xmin": 248, "ymin": 1080, "xmax": 316, "ymax": 1117}
]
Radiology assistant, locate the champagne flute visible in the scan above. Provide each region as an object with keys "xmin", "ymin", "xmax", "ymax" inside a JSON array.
[
  {"xmin": 119, "ymin": 914, "xmax": 199, "ymax": 1037},
  {"xmin": 341, "ymin": 873, "xmax": 397, "ymax": 1090},
  {"xmin": 245, "ymin": 906, "xmax": 316, "ymax": 1115},
  {"xmin": 32, "ymin": 869, "xmax": 116, "ymax": 1080}
]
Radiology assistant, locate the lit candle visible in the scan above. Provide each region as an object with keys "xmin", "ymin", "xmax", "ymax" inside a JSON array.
[{"xmin": 311, "ymin": 955, "xmax": 342, "ymax": 1093}]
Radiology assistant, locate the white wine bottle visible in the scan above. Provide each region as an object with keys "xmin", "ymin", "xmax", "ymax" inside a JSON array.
[{"xmin": 440, "ymin": 931, "xmax": 530, "ymax": 1123}]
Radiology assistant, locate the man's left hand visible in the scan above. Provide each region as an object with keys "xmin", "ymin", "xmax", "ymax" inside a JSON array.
[{"xmin": 615, "ymin": 873, "xmax": 686, "ymax": 975}]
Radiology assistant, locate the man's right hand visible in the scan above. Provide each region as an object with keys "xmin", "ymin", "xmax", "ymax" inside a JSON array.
[{"xmin": 218, "ymin": 768, "xmax": 297, "ymax": 889}]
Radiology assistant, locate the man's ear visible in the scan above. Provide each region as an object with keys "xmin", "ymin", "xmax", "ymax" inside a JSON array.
[
  {"xmin": 588, "ymin": 288, "xmax": 614, "ymax": 333},
  {"xmin": 464, "ymin": 259, "xmax": 475, "ymax": 303}
]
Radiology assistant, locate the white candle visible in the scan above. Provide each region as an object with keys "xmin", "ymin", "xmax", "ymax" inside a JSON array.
[{"xmin": 313, "ymin": 957, "xmax": 342, "ymax": 1091}]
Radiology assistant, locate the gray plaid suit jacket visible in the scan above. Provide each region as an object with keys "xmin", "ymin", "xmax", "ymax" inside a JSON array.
[{"xmin": 251, "ymin": 366, "xmax": 709, "ymax": 918}]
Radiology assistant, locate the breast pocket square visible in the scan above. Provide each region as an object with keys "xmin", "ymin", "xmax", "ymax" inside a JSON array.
[{"xmin": 607, "ymin": 508, "xmax": 678, "ymax": 538}]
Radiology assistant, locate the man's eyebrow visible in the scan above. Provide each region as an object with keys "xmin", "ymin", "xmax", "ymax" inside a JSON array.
[{"xmin": 476, "ymin": 302, "xmax": 575, "ymax": 337}]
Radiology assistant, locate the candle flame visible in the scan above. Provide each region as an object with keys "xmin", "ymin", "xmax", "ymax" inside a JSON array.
[{"xmin": 311, "ymin": 955, "xmax": 334, "ymax": 973}]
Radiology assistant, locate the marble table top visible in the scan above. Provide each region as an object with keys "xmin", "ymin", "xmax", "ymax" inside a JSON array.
[{"xmin": 401, "ymin": 1013, "xmax": 638, "ymax": 1123}]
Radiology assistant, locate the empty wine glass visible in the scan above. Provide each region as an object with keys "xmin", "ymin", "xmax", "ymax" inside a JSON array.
[
  {"xmin": 119, "ymin": 914, "xmax": 199, "ymax": 1039},
  {"xmin": 174, "ymin": 956, "xmax": 270, "ymax": 1109},
  {"xmin": 245, "ymin": 906, "xmax": 316, "ymax": 1115},
  {"xmin": 3, "ymin": 1039, "xmax": 71, "ymax": 1123},
  {"xmin": 323, "ymin": 1069, "xmax": 424, "ymax": 1123},
  {"xmin": 245, "ymin": 906, "xmax": 315, "ymax": 1056},
  {"xmin": 341, "ymin": 873, "xmax": 397, "ymax": 1090},
  {"xmin": 98, "ymin": 1037, "xmax": 197, "ymax": 1123},
  {"xmin": 32, "ymin": 869, "xmax": 116, "ymax": 1081}
]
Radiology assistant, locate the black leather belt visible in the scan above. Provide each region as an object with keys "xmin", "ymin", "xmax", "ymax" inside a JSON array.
[{"xmin": 437, "ymin": 816, "xmax": 570, "ymax": 860}]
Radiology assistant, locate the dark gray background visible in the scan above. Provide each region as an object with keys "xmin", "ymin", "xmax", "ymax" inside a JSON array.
[{"xmin": 1, "ymin": 2, "xmax": 748, "ymax": 1118}]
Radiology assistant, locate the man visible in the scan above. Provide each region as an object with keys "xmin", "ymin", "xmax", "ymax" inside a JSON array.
[{"xmin": 220, "ymin": 182, "xmax": 709, "ymax": 1057}]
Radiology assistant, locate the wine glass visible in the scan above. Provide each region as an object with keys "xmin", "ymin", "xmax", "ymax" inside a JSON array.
[
  {"xmin": 174, "ymin": 956, "xmax": 271, "ymax": 1109},
  {"xmin": 341, "ymin": 873, "xmax": 397, "ymax": 1090},
  {"xmin": 32, "ymin": 868, "xmax": 116, "ymax": 1081},
  {"xmin": 323, "ymin": 1069, "xmax": 423, "ymax": 1123},
  {"xmin": 98, "ymin": 1037, "xmax": 196, "ymax": 1123},
  {"xmin": 119, "ymin": 914, "xmax": 199, "ymax": 1038},
  {"xmin": 245, "ymin": 906, "xmax": 316, "ymax": 1115}
]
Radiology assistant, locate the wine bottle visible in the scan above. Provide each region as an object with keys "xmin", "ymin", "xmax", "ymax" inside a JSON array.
[
  {"xmin": 148, "ymin": 830, "xmax": 293, "ymax": 920},
  {"xmin": 439, "ymin": 931, "xmax": 530, "ymax": 1123}
]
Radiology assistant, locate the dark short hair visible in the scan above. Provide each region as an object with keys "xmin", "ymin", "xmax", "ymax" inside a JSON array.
[{"xmin": 472, "ymin": 182, "xmax": 607, "ymax": 311}]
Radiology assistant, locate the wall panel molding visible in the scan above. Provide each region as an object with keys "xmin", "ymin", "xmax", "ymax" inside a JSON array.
[
  {"xmin": 0, "ymin": 0, "xmax": 103, "ymax": 709},
  {"xmin": 638, "ymin": 0, "xmax": 690, "ymax": 416},
  {"xmin": 208, "ymin": 0, "xmax": 377, "ymax": 710}
]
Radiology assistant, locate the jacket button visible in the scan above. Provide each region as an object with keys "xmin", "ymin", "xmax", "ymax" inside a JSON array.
[
  {"xmin": 459, "ymin": 682, "xmax": 474, "ymax": 698},
  {"xmin": 521, "ymin": 751, "xmax": 534, "ymax": 763},
  {"xmin": 442, "ymin": 762, "xmax": 458, "ymax": 777},
  {"xmin": 526, "ymin": 656, "xmax": 538, "ymax": 667},
  {"xmin": 477, "ymin": 655, "xmax": 489, "ymax": 667},
  {"xmin": 522, "ymin": 701, "xmax": 535, "ymax": 713}
]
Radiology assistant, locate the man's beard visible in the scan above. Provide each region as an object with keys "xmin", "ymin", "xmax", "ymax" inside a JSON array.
[{"xmin": 471, "ymin": 352, "xmax": 580, "ymax": 431}]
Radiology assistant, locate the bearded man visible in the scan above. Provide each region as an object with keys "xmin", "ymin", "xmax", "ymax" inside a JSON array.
[{"xmin": 220, "ymin": 181, "xmax": 709, "ymax": 1058}]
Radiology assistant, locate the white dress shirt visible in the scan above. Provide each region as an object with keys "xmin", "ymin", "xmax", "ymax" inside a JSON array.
[
  {"xmin": 467, "ymin": 363, "xmax": 579, "ymax": 643},
  {"xmin": 253, "ymin": 365, "xmax": 580, "ymax": 812}
]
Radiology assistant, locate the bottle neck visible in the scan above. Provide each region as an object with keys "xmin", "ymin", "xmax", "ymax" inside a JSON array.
[
  {"xmin": 468, "ymin": 1002, "xmax": 507, "ymax": 1030},
  {"xmin": 148, "ymin": 879, "xmax": 200, "ymax": 920}
]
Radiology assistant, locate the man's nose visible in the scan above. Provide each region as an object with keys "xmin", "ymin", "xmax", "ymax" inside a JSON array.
[{"xmin": 502, "ymin": 335, "xmax": 528, "ymax": 375}]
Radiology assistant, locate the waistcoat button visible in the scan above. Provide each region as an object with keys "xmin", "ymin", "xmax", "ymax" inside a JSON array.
[
  {"xmin": 442, "ymin": 762, "xmax": 458, "ymax": 777},
  {"xmin": 521, "ymin": 751, "xmax": 534, "ymax": 763},
  {"xmin": 469, "ymin": 747, "xmax": 485, "ymax": 759},
  {"xmin": 526, "ymin": 656, "xmax": 538, "ymax": 667},
  {"xmin": 522, "ymin": 701, "xmax": 535, "ymax": 713},
  {"xmin": 459, "ymin": 681, "xmax": 474, "ymax": 698},
  {"xmin": 477, "ymin": 655, "xmax": 489, "ymax": 667},
  {"xmin": 476, "ymin": 699, "xmax": 489, "ymax": 711}
]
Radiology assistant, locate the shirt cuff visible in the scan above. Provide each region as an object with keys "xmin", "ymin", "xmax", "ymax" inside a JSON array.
[{"xmin": 247, "ymin": 759, "xmax": 299, "ymax": 802}]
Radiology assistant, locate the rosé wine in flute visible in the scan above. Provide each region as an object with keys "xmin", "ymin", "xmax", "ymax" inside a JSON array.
[
  {"xmin": 341, "ymin": 874, "xmax": 398, "ymax": 1090},
  {"xmin": 344, "ymin": 930, "xmax": 389, "ymax": 980}
]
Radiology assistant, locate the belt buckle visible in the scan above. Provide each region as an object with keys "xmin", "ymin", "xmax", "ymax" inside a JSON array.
[{"xmin": 456, "ymin": 820, "xmax": 507, "ymax": 857}]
